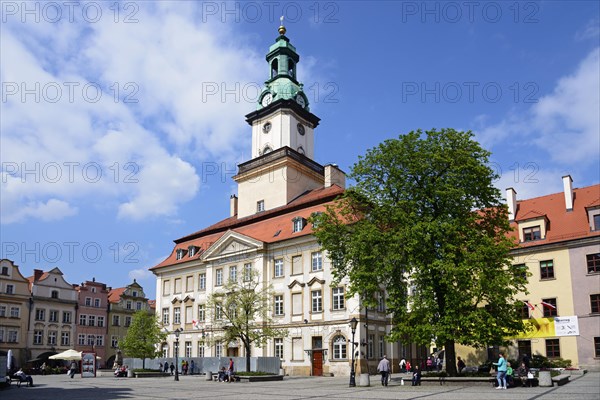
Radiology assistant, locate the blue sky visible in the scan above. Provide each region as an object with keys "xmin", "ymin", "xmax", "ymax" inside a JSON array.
[{"xmin": 1, "ymin": 1, "xmax": 599, "ymax": 296}]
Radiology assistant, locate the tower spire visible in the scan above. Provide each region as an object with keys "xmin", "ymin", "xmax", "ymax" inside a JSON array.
[{"xmin": 278, "ymin": 16, "xmax": 286, "ymax": 36}]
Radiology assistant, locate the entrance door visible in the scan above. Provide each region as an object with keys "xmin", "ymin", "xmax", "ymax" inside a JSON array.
[{"xmin": 312, "ymin": 350, "xmax": 323, "ymax": 376}]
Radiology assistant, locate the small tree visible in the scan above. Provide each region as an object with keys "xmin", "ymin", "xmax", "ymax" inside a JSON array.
[
  {"xmin": 206, "ymin": 268, "xmax": 287, "ymax": 372},
  {"xmin": 119, "ymin": 311, "xmax": 167, "ymax": 370}
]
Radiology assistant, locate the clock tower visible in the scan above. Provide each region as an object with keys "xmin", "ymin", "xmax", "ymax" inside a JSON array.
[{"xmin": 233, "ymin": 22, "xmax": 344, "ymax": 219}]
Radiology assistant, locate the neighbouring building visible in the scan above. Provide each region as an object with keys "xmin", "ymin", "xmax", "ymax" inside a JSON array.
[
  {"xmin": 106, "ymin": 280, "xmax": 152, "ymax": 368},
  {"xmin": 26, "ymin": 268, "xmax": 78, "ymax": 361},
  {"xmin": 74, "ymin": 279, "xmax": 110, "ymax": 362},
  {"xmin": 0, "ymin": 259, "xmax": 31, "ymax": 367},
  {"xmin": 457, "ymin": 178, "xmax": 600, "ymax": 371}
]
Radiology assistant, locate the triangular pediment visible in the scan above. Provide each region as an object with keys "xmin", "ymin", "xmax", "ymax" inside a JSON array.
[
  {"xmin": 202, "ymin": 230, "xmax": 265, "ymax": 262},
  {"xmin": 288, "ymin": 280, "xmax": 305, "ymax": 289},
  {"xmin": 307, "ymin": 277, "xmax": 325, "ymax": 286}
]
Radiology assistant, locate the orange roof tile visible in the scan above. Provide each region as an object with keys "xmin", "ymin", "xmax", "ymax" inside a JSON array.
[
  {"xmin": 150, "ymin": 185, "xmax": 344, "ymax": 271},
  {"xmin": 509, "ymin": 183, "xmax": 600, "ymax": 247},
  {"xmin": 108, "ymin": 287, "xmax": 126, "ymax": 303}
]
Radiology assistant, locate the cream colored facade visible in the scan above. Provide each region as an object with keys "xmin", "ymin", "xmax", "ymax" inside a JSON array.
[
  {"xmin": 28, "ymin": 268, "xmax": 78, "ymax": 360},
  {"xmin": 0, "ymin": 259, "xmax": 31, "ymax": 366}
]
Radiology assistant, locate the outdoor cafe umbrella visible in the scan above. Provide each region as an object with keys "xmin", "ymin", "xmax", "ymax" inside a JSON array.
[
  {"xmin": 49, "ymin": 349, "xmax": 83, "ymax": 361},
  {"xmin": 7, "ymin": 349, "xmax": 13, "ymax": 370}
]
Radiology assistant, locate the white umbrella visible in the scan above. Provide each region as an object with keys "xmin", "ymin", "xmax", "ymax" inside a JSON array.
[
  {"xmin": 7, "ymin": 349, "xmax": 13, "ymax": 370},
  {"xmin": 49, "ymin": 349, "xmax": 82, "ymax": 360}
]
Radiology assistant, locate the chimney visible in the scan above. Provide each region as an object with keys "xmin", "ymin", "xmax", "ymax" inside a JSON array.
[
  {"xmin": 33, "ymin": 269, "xmax": 43, "ymax": 281},
  {"xmin": 506, "ymin": 188, "xmax": 517, "ymax": 221},
  {"xmin": 324, "ymin": 164, "xmax": 346, "ymax": 189},
  {"xmin": 562, "ymin": 175, "xmax": 574, "ymax": 211},
  {"xmin": 230, "ymin": 195, "xmax": 238, "ymax": 217}
]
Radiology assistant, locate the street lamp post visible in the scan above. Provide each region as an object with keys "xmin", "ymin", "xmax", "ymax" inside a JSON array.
[
  {"xmin": 349, "ymin": 317, "xmax": 358, "ymax": 387},
  {"xmin": 174, "ymin": 328, "xmax": 182, "ymax": 382}
]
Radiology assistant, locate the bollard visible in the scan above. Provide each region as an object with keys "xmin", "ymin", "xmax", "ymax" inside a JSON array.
[
  {"xmin": 359, "ymin": 373, "xmax": 370, "ymax": 386},
  {"xmin": 206, "ymin": 371, "xmax": 213, "ymax": 381}
]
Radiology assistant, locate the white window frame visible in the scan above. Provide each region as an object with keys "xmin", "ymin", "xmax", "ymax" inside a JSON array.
[{"xmin": 274, "ymin": 259, "xmax": 284, "ymax": 277}]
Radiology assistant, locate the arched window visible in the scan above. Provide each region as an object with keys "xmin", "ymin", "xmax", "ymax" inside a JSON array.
[
  {"xmin": 288, "ymin": 60, "xmax": 295, "ymax": 78},
  {"xmin": 271, "ymin": 59, "xmax": 278, "ymax": 78},
  {"xmin": 332, "ymin": 335, "xmax": 347, "ymax": 359},
  {"xmin": 263, "ymin": 145, "xmax": 273, "ymax": 154}
]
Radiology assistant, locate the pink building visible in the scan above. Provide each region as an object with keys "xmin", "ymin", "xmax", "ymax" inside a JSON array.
[{"xmin": 74, "ymin": 279, "xmax": 110, "ymax": 364}]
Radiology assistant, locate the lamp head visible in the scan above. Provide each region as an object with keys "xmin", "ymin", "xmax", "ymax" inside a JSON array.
[{"xmin": 349, "ymin": 317, "xmax": 358, "ymax": 333}]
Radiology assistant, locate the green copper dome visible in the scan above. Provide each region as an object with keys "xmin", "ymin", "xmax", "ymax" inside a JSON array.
[{"xmin": 257, "ymin": 23, "xmax": 309, "ymax": 111}]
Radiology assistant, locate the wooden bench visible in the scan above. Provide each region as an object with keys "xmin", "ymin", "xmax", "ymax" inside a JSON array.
[{"xmin": 8, "ymin": 374, "xmax": 31, "ymax": 388}]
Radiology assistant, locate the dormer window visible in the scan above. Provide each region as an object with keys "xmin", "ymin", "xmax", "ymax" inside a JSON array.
[
  {"xmin": 176, "ymin": 249, "xmax": 186, "ymax": 260},
  {"xmin": 588, "ymin": 208, "xmax": 600, "ymax": 231},
  {"xmin": 51, "ymin": 290, "xmax": 59, "ymax": 299},
  {"xmin": 292, "ymin": 217, "xmax": 306, "ymax": 233},
  {"xmin": 188, "ymin": 246, "xmax": 199, "ymax": 258},
  {"xmin": 257, "ymin": 200, "xmax": 265, "ymax": 212},
  {"xmin": 311, "ymin": 212, "xmax": 323, "ymax": 228},
  {"xmin": 523, "ymin": 226, "xmax": 541, "ymax": 241},
  {"xmin": 1, "ymin": 266, "xmax": 8, "ymax": 275}
]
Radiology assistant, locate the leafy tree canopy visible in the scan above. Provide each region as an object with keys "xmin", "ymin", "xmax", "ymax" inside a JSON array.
[
  {"xmin": 312, "ymin": 129, "xmax": 528, "ymax": 375},
  {"xmin": 119, "ymin": 311, "xmax": 167, "ymax": 369}
]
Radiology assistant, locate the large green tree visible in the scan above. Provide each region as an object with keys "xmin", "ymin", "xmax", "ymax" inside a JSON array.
[
  {"xmin": 119, "ymin": 311, "xmax": 167, "ymax": 370},
  {"xmin": 206, "ymin": 269, "xmax": 287, "ymax": 372},
  {"xmin": 312, "ymin": 128, "xmax": 528, "ymax": 376}
]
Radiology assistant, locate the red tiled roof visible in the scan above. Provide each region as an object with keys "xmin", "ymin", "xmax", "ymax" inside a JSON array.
[
  {"xmin": 509, "ymin": 183, "xmax": 600, "ymax": 247},
  {"xmin": 150, "ymin": 185, "xmax": 345, "ymax": 271},
  {"xmin": 108, "ymin": 287, "xmax": 126, "ymax": 303}
]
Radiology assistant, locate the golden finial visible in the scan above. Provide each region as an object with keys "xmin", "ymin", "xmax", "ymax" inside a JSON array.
[{"xmin": 278, "ymin": 15, "xmax": 286, "ymax": 35}]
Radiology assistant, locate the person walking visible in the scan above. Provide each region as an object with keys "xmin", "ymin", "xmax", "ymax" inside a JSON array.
[
  {"xmin": 493, "ymin": 352, "xmax": 508, "ymax": 389},
  {"xmin": 457, "ymin": 356, "xmax": 466, "ymax": 373},
  {"xmin": 190, "ymin": 359, "xmax": 195, "ymax": 375},
  {"xmin": 377, "ymin": 355, "xmax": 391, "ymax": 387},
  {"xmin": 163, "ymin": 361, "xmax": 169, "ymax": 374},
  {"xmin": 69, "ymin": 361, "xmax": 77, "ymax": 378},
  {"xmin": 227, "ymin": 358, "xmax": 235, "ymax": 382},
  {"xmin": 169, "ymin": 362, "xmax": 175, "ymax": 375}
]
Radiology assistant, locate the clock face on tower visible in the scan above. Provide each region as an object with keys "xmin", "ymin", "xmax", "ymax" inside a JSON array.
[
  {"xmin": 297, "ymin": 123, "xmax": 305, "ymax": 136},
  {"xmin": 295, "ymin": 94, "xmax": 306, "ymax": 108},
  {"xmin": 261, "ymin": 92, "xmax": 273, "ymax": 107}
]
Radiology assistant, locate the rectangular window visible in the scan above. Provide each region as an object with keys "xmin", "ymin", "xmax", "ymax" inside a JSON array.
[
  {"xmin": 0, "ymin": 329, "xmax": 4, "ymax": 342},
  {"xmin": 34, "ymin": 330, "xmax": 43, "ymax": 345},
  {"xmin": 136, "ymin": 302, "xmax": 142, "ymax": 310},
  {"xmin": 546, "ymin": 339, "xmax": 560, "ymax": 358},
  {"xmin": 184, "ymin": 306, "xmax": 192, "ymax": 324},
  {"xmin": 244, "ymin": 263, "xmax": 252, "ymax": 281},
  {"xmin": 591, "ymin": 294, "xmax": 600, "ymax": 314},
  {"xmin": 523, "ymin": 226, "xmax": 541, "ymax": 241},
  {"xmin": 198, "ymin": 304, "xmax": 205, "ymax": 322},
  {"xmin": 198, "ymin": 343, "xmax": 205, "ymax": 358},
  {"xmin": 292, "ymin": 256, "xmax": 302, "ymax": 275},
  {"xmin": 48, "ymin": 331, "xmax": 57, "ymax": 345},
  {"xmin": 377, "ymin": 291, "xmax": 385, "ymax": 312},
  {"xmin": 216, "ymin": 269, "xmax": 223, "ymax": 286},
  {"xmin": 174, "ymin": 278, "xmax": 182, "ymax": 294},
  {"xmin": 126, "ymin": 300, "xmax": 132, "ymax": 310},
  {"xmin": 540, "ymin": 260, "xmax": 555, "ymax": 279},
  {"xmin": 594, "ymin": 337, "xmax": 600, "ymax": 358},
  {"xmin": 10, "ymin": 307, "xmax": 19, "ymax": 318},
  {"xmin": 111, "ymin": 335, "xmax": 118, "ymax": 348},
  {"xmin": 88, "ymin": 315, "xmax": 96, "ymax": 327},
  {"xmin": 163, "ymin": 280, "xmax": 170, "ymax": 295},
  {"xmin": 332, "ymin": 287, "xmax": 345, "ymax": 310},
  {"xmin": 96, "ymin": 335, "xmax": 104, "ymax": 346},
  {"xmin": 518, "ymin": 301, "xmax": 530, "ymax": 319},
  {"xmin": 274, "ymin": 295, "xmax": 284, "ymax": 316},
  {"xmin": 94, "ymin": 298, "xmax": 101, "ymax": 307},
  {"xmin": 274, "ymin": 259, "xmax": 284, "ymax": 277},
  {"xmin": 60, "ymin": 331, "xmax": 71, "ymax": 346},
  {"xmin": 215, "ymin": 342, "xmax": 223, "ymax": 358},
  {"xmin": 1, "ymin": 266, "xmax": 8, "ymax": 275},
  {"xmin": 199, "ymin": 273, "xmax": 206, "ymax": 290},
  {"xmin": 125, "ymin": 316, "xmax": 132, "ymax": 327},
  {"xmin": 587, "ymin": 254, "xmax": 600, "ymax": 274},
  {"xmin": 593, "ymin": 213, "xmax": 600, "ymax": 231},
  {"xmin": 97, "ymin": 316, "xmax": 105, "ymax": 327},
  {"xmin": 368, "ymin": 334, "xmax": 374, "ymax": 358},
  {"xmin": 185, "ymin": 341, "xmax": 192, "ymax": 358},
  {"xmin": 85, "ymin": 297, "xmax": 92, "ymax": 306},
  {"xmin": 379, "ymin": 336, "xmax": 385, "ymax": 358},
  {"xmin": 292, "ymin": 217, "xmax": 305, "ymax": 233},
  {"xmin": 113, "ymin": 315, "xmax": 120, "ymax": 326},
  {"xmin": 79, "ymin": 314, "xmax": 87, "ymax": 326},
  {"xmin": 542, "ymin": 298, "xmax": 558, "ymax": 317},
  {"xmin": 186, "ymin": 276, "xmax": 194, "ymax": 292},
  {"xmin": 78, "ymin": 334, "xmax": 86, "ymax": 345},
  {"xmin": 518, "ymin": 340, "xmax": 532, "ymax": 359},
  {"xmin": 230, "ymin": 265, "xmax": 237, "ymax": 282},
  {"xmin": 35, "ymin": 308, "xmax": 45, "ymax": 321},
  {"xmin": 292, "ymin": 337, "xmax": 303, "ymax": 360},
  {"xmin": 48, "ymin": 310, "xmax": 58, "ymax": 322},
  {"xmin": 0, "ymin": 306, "xmax": 5, "ymax": 317},
  {"xmin": 215, "ymin": 304, "xmax": 223, "ymax": 320},
  {"xmin": 174, "ymin": 307, "xmax": 181, "ymax": 324},
  {"xmin": 292, "ymin": 293, "xmax": 302, "ymax": 315},
  {"xmin": 311, "ymin": 252, "xmax": 323, "ymax": 272},
  {"xmin": 274, "ymin": 338, "xmax": 284, "ymax": 359},
  {"xmin": 6, "ymin": 284, "xmax": 14, "ymax": 294},
  {"xmin": 62, "ymin": 311, "xmax": 72, "ymax": 323},
  {"xmin": 87, "ymin": 334, "xmax": 95, "ymax": 346},
  {"xmin": 7, "ymin": 330, "xmax": 17, "ymax": 343},
  {"xmin": 311, "ymin": 290, "xmax": 322, "ymax": 313},
  {"xmin": 514, "ymin": 263, "xmax": 528, "ymax": 280},
  {"xmin": 257, "ymin": 200, "xmax": 265, "ymax": 212}
]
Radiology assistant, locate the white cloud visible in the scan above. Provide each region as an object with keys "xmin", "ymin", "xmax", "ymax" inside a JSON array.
[
  {"xmin": 0, "ymin": 3, "xmax": 279, "ymax": 224},
  {"xmin": 128, "ymin": 268, "xmax": 153, "ymax": 282},
  {"xmin": 575, "ymin": 18, "xmax": 600, "ymax": 41}
]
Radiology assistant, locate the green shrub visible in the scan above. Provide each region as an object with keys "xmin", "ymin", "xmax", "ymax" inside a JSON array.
[{"xmin": 530, "ymin": 355, "xmax": 571, "ymax": 369}]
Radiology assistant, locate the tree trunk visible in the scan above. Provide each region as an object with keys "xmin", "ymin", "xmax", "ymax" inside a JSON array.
[
  {"xmin": 445, "ymin": 340, "xmax": 457, "ymax": 376},
  {"xmin": 245, "ymin": 339, "xmax": 251, "ymax": 372}
]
